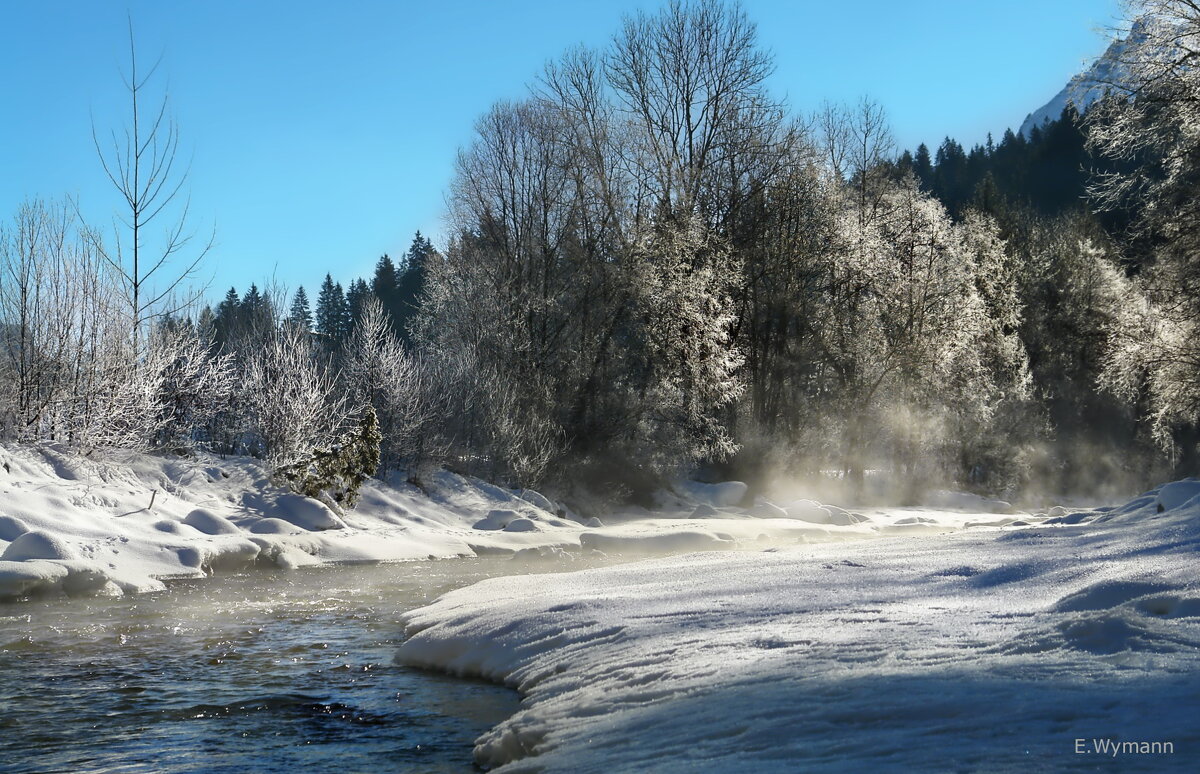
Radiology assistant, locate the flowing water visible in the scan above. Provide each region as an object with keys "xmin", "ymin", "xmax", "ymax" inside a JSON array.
[{"xmin": 0, "ymin": 558, "xmax": 556, "ymax": 773}]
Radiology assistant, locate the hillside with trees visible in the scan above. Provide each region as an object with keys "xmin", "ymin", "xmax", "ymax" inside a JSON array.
[{"xmin": 2, "ymin": 0, "xmax": 1198, "ymax": 506}]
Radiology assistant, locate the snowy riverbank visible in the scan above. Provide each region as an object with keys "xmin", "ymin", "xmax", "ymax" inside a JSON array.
[
  {"xmin": 3, "ymin": 444, "xmax": 1197, "ymax": 769},
  {"xmin": 398, "ymin": 480, "xmax": 1200, "ymax": 772},
  {"xmin": 2, "ymin": 443, "xmax": 1025, "ymax": 600}
]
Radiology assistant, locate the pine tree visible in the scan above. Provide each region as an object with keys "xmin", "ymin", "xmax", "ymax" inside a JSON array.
[
  {"xmin": 240, "ymin": 283, "xmax": 274, "ymax": 335},
  {"xmin": 372, "ymin": 254, "xmax": 398, "ymax": 307},
  {"xmin": 395, "ymin": 232, "xmax": 433, "ymax": 343},
  {"xmin": 196, "ymin": 305, "xmax": 217, "ymax": 347},
  {"xmin": 315, "ymin": 274, "xmax": 349, "ymax": 346},
  {"xmin": 346, "ymin": 278, "xmax": 371, "ymax": 333},
  {"xmin": 288, "ymin": 286, "xmax": 312, "ymax": 331},
  {"xmin": 913, "ymin": 143, "xmax": 934, "ymax": 190},
  {"xmin": 214, "ymin": 287, "xmax": 241, "ymax": 349}
]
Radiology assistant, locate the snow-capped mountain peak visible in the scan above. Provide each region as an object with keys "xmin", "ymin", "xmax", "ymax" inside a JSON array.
[{"xmin": 1020, "ymin": 20, "xmax": 1147, "ymax": 136}]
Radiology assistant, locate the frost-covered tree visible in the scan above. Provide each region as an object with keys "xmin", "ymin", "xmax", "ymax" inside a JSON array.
[
  {"xmin": 343, "ymin": 296, "xmax": 427, "ymax": 474},
  {"xmin": 621, "ymin": 214, "xmax": 744, "ymax": 468},
  {"xmin": 243, "ymin": 324, "xmax": 348, "ymax": 467},
  {"xmin": 1087, "ymin": 0, "xmax": 1200, "ymax": 469},
  {"xmin": 149, "ymin": 323, "xmax": 236, "ymax": 453}
]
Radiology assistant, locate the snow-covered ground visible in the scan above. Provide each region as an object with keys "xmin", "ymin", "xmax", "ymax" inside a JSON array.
[
  {"xmin": 4, "ymin": 443, "xmax": 1196, "ymax": 770},
  {"xmin": 398, "ymin": 481, "xmax": 1200, "ymax": 772},
  {"xmin": 0, "ymin": 444, "xmax": 1020, "ymax": 600}
]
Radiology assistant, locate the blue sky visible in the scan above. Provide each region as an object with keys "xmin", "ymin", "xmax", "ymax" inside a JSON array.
[{"xmin": 0, "ymin": 0, "xmax": 1121, "ymax": 306}]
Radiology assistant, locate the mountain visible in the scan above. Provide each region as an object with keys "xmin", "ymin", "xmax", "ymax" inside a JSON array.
[{"xmin": 1019, "ymin": 21, "xmax": 1146, "ymax": 137}]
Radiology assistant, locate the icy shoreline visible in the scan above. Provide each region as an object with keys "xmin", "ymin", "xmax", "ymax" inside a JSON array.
[{"xmin": 397, "ymin": 481, "xmax": 1200, "ymax": 772}]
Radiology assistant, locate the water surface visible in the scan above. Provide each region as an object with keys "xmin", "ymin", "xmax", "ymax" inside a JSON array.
[{"xmin": 0, "ymin": 559, "xmax": 547, "ymax": 773}]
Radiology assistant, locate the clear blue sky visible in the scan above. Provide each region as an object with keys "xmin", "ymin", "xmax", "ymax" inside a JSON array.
[{"xmin": 0, "ymin": 0, "xmax": 1121, "ymax": 307}]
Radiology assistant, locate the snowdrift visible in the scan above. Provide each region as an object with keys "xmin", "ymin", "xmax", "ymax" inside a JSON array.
[
  {"xmin": 398, "ymin": 480, "xmax": 1200, "ymax": 772},
  {"xmin": 0, "ymin": 445, "xmax": 565, "ymax": 598},
  {"xmin": 0, "ymin": 444, "xmax": 1042, "ymax": 601}
]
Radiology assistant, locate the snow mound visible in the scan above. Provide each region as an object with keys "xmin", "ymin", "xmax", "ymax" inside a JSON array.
[
  {"xmin": 183, "ymin": 508, "xmax": 241, "ymax": 535},
  {"xmin": 1157, "ymin": 480, "xmax": 1200, "ymax": 512},
  {"xmin": 0, "ymin": 558, "xmax": 122, "ymax": 598},
  {"xmin": 1053, "ymin": 579, "xmax": 1178, "ymax": 613},
  {"xmin": 272, "ymin": 494, "xmax": 346, "ymax": 531},
  {"xmin": 515, "ymin": 489, "xmax": 555, "ymax": 513},
  {"xmin": 0, "ymin": 560, "xmax": 70, "ymax": 597},
  {"xmin": 924, "ymin": 489, "xmax": 1013, "ymax": 514},
  {"xmin": 504, "ymin": 518, "xmax": 539, "ymax": 533},
  {"xmin": 474, "ymin": 509, "xmax": 523, "ymax": 531},
  {"xmin": 153, "ymin": 519, "xmax": 185, "ymax": 534},
  {"xmin": 783, "ymin": 499, "xmax": 829, "ymax": 522},
  {"xmin": 1057, "ymin": 614, "xmax": 1161, "ymax": 654},
  {"xmin": 748, "ymin": 501, "xmax": 787, "ymax": 519},
  {"xmin": 248, "ymin": 518, "xmax": 301, "ymax": 535},
  {"xmin": 1, "ymin": 530, "xmax": 78, "ymax": 561},
  {"xmin": 784, "ymin": 501, "xmax": 864, "ymax": 525},
  {"xmin": 0, "ymin": 514, "xmax": 31, "ymax": 541},
  {"xmin": 201, "ymin": 539, "xmax": 262, "ymax": 571},
  {"xmin": 688, "ymin": 503, "xmax": 721, "ymax": 519}
]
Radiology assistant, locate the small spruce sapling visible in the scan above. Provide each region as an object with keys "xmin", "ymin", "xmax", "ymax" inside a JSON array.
[{"xmin": 273, "ymin": 406, "xmax": 382, "ymax": 510}]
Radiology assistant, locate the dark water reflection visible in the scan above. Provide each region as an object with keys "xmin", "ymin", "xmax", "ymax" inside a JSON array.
[{"xmin": 0, "ymin": 559, "xmax": 534, "ymax": 773}]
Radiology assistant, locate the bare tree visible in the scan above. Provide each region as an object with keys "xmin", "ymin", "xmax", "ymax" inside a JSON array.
[
  {"xmin": 90, "ymin": 18, "xmax": 212, "ymax": 352},
  {"xmin": 606, "ymin": 0, "xmax": 777, "ymax": 221}
]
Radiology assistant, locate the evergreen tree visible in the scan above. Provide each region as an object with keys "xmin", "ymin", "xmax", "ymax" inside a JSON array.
[
  {"xmin": 372, "ymin": 254, "xmax": 399, "ymax": 305},
  {"xmin": 288, "ymin": 286, "xmax": 312, "ymax": 331},
  {"xmin": 196, "ymin": 305, "xmax": 217, "ymax": 347},
  {"xmin": 395, "ymin": 232, "xmax": 433, "ymax": 344},
  {"xmin": 240, "ymin": 283, "xmax": 274, "ymax": 334},
  {"xmin": 315, "ymin": 274, "xmax": 349, "ymax": 345},
  {"xmin": 933, "ymin": 138, "xmax": 968, "ymax": 214},
  {"xmin": 213, "ymin": 287, "xmax": 241, "ymax": 349},
  {"xmin": 913, "ymin": 143, "xmax": 934, "ymax": 190},
  {"xmin": 346, "ymin": 278, "xmax": 372, "ymax": 332}
]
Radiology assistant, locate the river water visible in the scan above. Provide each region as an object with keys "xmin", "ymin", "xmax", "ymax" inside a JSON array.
[{"xmin": 0, "ymin": 558, "xmax": 561, "ymax": 773}]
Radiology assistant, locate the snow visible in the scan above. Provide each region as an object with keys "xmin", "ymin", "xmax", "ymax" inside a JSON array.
[
  {"xmin": 0, "ymin": 444, "xmax": 925, "ymax": 600},
  {"xmin": 1157, "ymin": 479, "xmax": 1200, "ymax": 511},
  {"xmin": 0, "ymin": 441, "xmax": 1117, "ymax": 602},
  {"xmin": 1020, "ymin": 21, "xmax": 1144, "ymax": 137},
  {"xmin": 3, "ymin": 441, "xmax": 1198, "ymax": 768},
  {"xmin": 0, "ymin": 530, "xmax": 79, "ymax": 561},
  {"xmin": 182, "ymin": 508, "xmax": 241, "ymax": 535},
  {"xmin": 0, "ymin": 515, "xmax": 31, "ymax": 541},
  {"xmin": 398, "ymin": 483, "xmax": 1200, "ymax": 772}
]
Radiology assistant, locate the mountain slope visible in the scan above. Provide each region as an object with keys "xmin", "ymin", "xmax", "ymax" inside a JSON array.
[{"xmin": 1020, "ymin": 21, "xmax": 1145, "ymax": 136}]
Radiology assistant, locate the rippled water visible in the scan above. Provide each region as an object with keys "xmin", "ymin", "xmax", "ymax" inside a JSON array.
[{"xmin": 0, "ymin": 559, "xmax": 544, "ymax": 773}]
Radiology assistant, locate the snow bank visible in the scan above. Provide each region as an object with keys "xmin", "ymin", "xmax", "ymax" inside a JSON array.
[
  {"xmin": 0, "ymin": 445, "xmax": 571, "ymax": 599},
  {"xmin": 0, "ymin": 441, "xmax": 1100, "ymax": 604},
  {"xmin": 399, "ymin": 482, "xmax": 1200, "ymax": 772},
  {"xmin": 1157, "ymin": 479, "xmax": 1200, "ymax": 511},
  {"xmin": 1, "ymin": 444, "xmax": 928, "ymax": 601}
]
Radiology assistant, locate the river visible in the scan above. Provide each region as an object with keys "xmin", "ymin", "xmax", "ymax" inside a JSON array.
[{"xmin": 0, "ymin": 557, "xmax": 571, "ymax": 773}]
